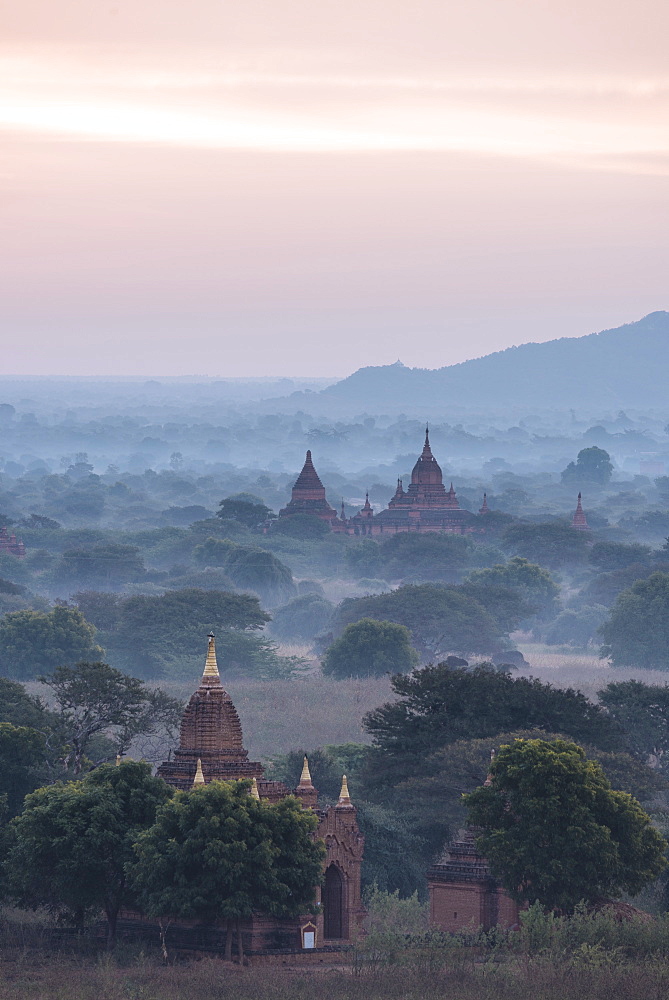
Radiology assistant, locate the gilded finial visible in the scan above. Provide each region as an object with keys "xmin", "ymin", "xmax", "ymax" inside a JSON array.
[
  {"xmin": 299, "ymin": 755, "xmax": 313, "ymax": 786},
  {"xmin": 193, "ymin": 758, "xmax": 205, "ymax": 786},
  {"xmin": 250, "ymin": 776, "xmax": 260, "ymax": 800},
  {"xmin": 203, "ymin": 632, "xmax": 220, "ymax": 682},
  {"xmin": 337, "ymin": 774, "xmax": 352, "ymax": 806}
]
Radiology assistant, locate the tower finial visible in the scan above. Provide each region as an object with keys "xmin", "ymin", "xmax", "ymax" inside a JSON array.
[
  {"xmin": 193, "ymin": 758, "xmax": 205, "ymax": 786},
  {"xmin": 115, "ymin": 754, "xmax": 121, "ymax": 766},
  {"xmin": 250, "ymin": 776, "xmax": 261, "ymax": 800},
  {"xmin": 337, "ymin": 774, "xmax": 353, "ymax": 807},
  {"xmin": 299, "ymin": 755, "xmax": 313, "ymax": 787},
  {"xmin": 203, "ymin": 632, "xmax": 220, "ymax": 682}
]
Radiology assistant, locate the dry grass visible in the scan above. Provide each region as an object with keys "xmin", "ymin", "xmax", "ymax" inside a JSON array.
[
  {"xmin": 515, "ymin": 644, "xmax": 669, "ymax": 701},
  {"xmin": 0, "ymin": 948, "xmax": 668, "ymax": 1000}
]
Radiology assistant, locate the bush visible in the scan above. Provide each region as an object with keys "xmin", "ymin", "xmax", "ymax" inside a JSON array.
[{"xmin": 322, "ymin": 619, "xmax": 419, "ymax": 679}]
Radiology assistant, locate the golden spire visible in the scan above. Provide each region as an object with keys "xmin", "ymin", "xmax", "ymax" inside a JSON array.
[
  {"xmin": 299, "ymin": 755, "xmax": 313, "ymax": 786},
  {"xmin": 115, "ymin": 754, "xmax": 121, "ymax": 766},
  {"xmin": 202, "ymin": 632, "xmax": 220, "ymax": 682},
  {"xmin": 337, "ymin": 774, "xmax": 352, "ymax": 806},
  {"xmin": 250, "ymin": 776, "xmax": 261, "ymax": 800},
  {"xmin": 193, "ymin": 758, "xmax": 205, "ymax": 786}
]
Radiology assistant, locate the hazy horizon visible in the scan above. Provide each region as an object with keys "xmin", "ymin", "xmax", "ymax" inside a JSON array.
[{"xmin": 2, "ymin": 0, "xmax": 667, "ymax": 376}]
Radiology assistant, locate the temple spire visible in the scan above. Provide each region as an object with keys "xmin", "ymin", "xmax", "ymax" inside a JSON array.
[
  {"xmin": 422, "ymin": 424, "xmax": 432, "ymax": 456},
  {"xmin": 193, "ymin": 758, "xmax": 205, "ymax": 786},
  {"xmin": 250, "ymin": 776, "xmax": 261, "ymax": 800},
  {"xmin": 337, "ymin": 774, "xmax": 353, "ymax": 808},
  {"xmin": 299, "ymin": 755, "xmax": 313, "ymax": 787},
  {"xmin": 479, "ymin": 492, "xmax": 489, "ymax": 514},
  {"xmin": 115, "ymin": 754, "xmax": 121, "ymax": 766},
  {"xmin": 572, "ymin": 492, "xmax": 590, "ymax": 531},
  {"xmin": 202, "ymin": 632, "xmax": 220, "ymax": 683}
]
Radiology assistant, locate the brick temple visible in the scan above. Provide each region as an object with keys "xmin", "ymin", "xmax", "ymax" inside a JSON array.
[
  {"xmin": 427, "ymin": 829, "xmax": 520, "ymax": 933},
  {"xmin": 276, "ymin": 429, "xmax": 481, "ymax": 536},
  {"xmin": 0, "ymin": 526, "xmax": 25, "ymax": 557},
  {"xmin": 153, "ymin": 634, "xmax": 365, "ymax": 953}
]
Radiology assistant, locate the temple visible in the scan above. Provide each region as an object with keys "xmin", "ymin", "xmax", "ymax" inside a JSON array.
[
  {"xmin": 427, "ymin": 829, "xmax": 520, "ymax": 933},
  {"xmin": 571, "ymin": 493, "xmax": 590, "ymax": 531},
  {"xmin": 154, "ymin": 634, "xmax": 365, "ymax": 953},
  {"xmin": 277, "ymin": 450, "xmax": 348, "ymax": 532},
  {"xmin": 276, "ymin": 430, "xmax": 479, "ymax": 536},
  {"xmin": 0, "ymin": 526, "xmax": 25, "ymax": 557}
]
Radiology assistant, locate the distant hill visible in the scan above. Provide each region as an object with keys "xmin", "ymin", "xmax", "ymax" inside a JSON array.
[{"xmin": 313, "ymin": 312, "xmax": 669, "ymax": 414}]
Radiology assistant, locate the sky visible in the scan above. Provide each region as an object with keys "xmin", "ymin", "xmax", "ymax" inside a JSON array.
[{"xmin": 1, "ymin": 0, "xmax": 668, "ymax": 377}]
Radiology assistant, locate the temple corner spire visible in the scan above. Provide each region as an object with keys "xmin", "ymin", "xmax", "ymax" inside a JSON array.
[
  {"xmin": 337, "ymin": 774, "xmax": 354, "ymax": 808},
  {"xmin": 193, "ymin": 758, "xmax": 205, "ymax": 786}
]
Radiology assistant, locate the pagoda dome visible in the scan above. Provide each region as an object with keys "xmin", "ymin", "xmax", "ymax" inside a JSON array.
[{"xmin": 411, "ymin": 427, "xmax": 443, "ymax": 486}]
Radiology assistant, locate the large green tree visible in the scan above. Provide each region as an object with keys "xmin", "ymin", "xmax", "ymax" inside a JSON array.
[
  {"xmin": 466, "ymin": 557, "xmax": 560, "ymax": 622},
  {"xmin": 501, "ymin": 522, "xmax": 590, "ymax": 569},
  {"xmin": 55, "ymin": 544, "xmax": 145, "ymax": 588},
  {"xmin": 335, "ymin": 584, "xmax": 503, "ymax": 660},
  {"xmin": 270, "ymin": 593, "xmax": 335, "ymax": 642},
  {"xmin": 217, "ymin": 495, "xmax": 274, "ymax": 528},
  {"xmin": 561, "ymin": 446, "xmax": 614, "ymax": 486},
  {"xmin": 6, "ymin": 761, "xmax": 172, "ymax": 942},
  {"xmin": 598, "ymin": 680, "xmax": 669, "ymax": 771},
  {"xmin": 465, "ymin": 739, "xmax": 667, "ymax": 911},
  {"xmin": 89, "ymin": 588, "xmax": 295, "ymax": 680},
  {"xmin": 0, "ymin": 606, "xmax": 103, "ymax": 680},
  {"xmin": 40, "ymin": 661, "xmax": 183, "ymax": 772},
  {"xmin": 0, "ymin": 723, "xmax": 48, "ymax": 820},
  {"xmin": 362, "ymin": 663, "xmax": 626, "ymax": 792},
  {"xmin": 130, "ymin": 780, "xmax": 324, "ymax": 961},
  {"xmin": 322, "ymin": 618, "xmax": 418, "ymax": 679},
  {"xmin": 600, "ymin": 572, "xmax": 669, "ymax": 668}
]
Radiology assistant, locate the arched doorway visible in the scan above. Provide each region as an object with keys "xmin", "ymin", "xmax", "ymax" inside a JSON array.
[{"xmin": 323, "ymin": 864, "xmax": 346, "ymax": 939}]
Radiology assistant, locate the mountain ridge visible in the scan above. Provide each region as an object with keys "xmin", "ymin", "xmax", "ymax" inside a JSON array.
[{"xmin": 313, "ymin": 311, "xmax": 669, "ymax": 413}]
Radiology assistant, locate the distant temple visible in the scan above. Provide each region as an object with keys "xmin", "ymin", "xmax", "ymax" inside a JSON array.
[
  {"xmin": 428, "ymin": 829, "xmax": 520, "ymax": 933},
  {"xmin": 0, "ymin": 526, "xmax": 25, "ymax": 557},
  {"xmin": 276, "ymin": 430, "xmax": 480, "ymax": 536},
  {"xmin": 150, "ymin": 634, "xmax": 365, "ymax": 953},
  {"xmin": 571, "ymin": 493, "xmax": 590, "ymax": 531}
]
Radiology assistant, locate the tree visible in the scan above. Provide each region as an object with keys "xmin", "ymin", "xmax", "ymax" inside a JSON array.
[
  {"xmin": 55, "ymin": 544, "xmax": 145, "ymax": 589},
  {"xmin": 130, "ymin": 780, "xmax": 324, "ymax": 961},
  {"xmin": 0, "ymin": 606, "xmax": 103, "ymax": 680},
  {"xmin": 97, "ymin": 588, "xmax": 272, "ymax": 679},
  {"xmin": 467, "ymin": 557, "xmax": 560, "ymax": 622},
  {"xmin": 272, "ymin": 514, "xmax": 331, "ymax": 540},
  {"xmin": 598, "ymin": 680, "xmax": 669, "ymax": 772},
  {"xmin": 0, "ymin": 723, "xmax": 48, "ymax": 819},
  {"xmin": 465, "ymin": 739, "xmax": 667, "ymax": 911},
  {"xmin": 270, "ymin": 594, "xmax": 335, "ymax": 642},
  {"xmin": 544, "ymin": 605, "xmax": 609, "ymax": 648},
  {"xmin": 393, "ymin": 729, "xmax": 665, "ymax": 863},
  {"xmin": 335, "ymin": 584, "xmax": 503, "ymax": 660},
  {"xmin": 600, "ymin": 572, "xmax": 669, "ymax": 668},
  {"xmin": 589, "ymin": 541, "xmax": 653, "ymax": 573},
  {"xmin": 362, "ymin": 663, "xmax": 626, "ymax": 792},
  {"xmin": 501, "ymin": 522, "xmax": 590, "ymax": 569},
  {"xmin": 562, "ymin": 446, "xmax": 614, "ymax": 486},
  {"xmin": 39, "ymin": 661, "xmax": 183, "ymax": 773},
  {"xmin": 224, "ymin": 547, "xmax": 296, "ymax": 606},
  {"xmin": 217, "ymin": 495, "xmax": 274, "ymax": 528},
  {"xmin": 6, "ymin": 761, "xmax": 172, "ymax": 942},
  {"xmin": 375, "ymin": 532, "xmax": 473, "ymax": 584},
  {"xmin": 322, "ymin": 619, "xmax": 418, "ymax": 679}
]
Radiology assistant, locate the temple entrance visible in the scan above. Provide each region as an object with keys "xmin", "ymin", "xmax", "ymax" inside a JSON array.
[{"xmin": 323, "ymin": 864, "xmax": 346, "ymax": 939}]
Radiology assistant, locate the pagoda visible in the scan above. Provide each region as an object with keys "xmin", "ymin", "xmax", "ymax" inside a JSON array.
[
  {"xmin": 0, "ymin": 526, "xmax": 25, "ymax": 557},
  {"xmin": 352, "ymin": 428, "xmax": 475, "ymax": 534},
  {"xmin": 277, "ymin": 451, "xmax": 347, "ymax": 531},
  {"xmin": 571, "ymin": 493, "xmax": 590, "ymax": 531},
  {"xmin": 153, "ymin": 634, "xmax": 366, "ymax": 952}
]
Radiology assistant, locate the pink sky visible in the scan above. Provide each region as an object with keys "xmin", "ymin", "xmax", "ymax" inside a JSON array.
[{"xmin": 1, "ymin": 0, "xmax": 668, "ymax": 376}]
